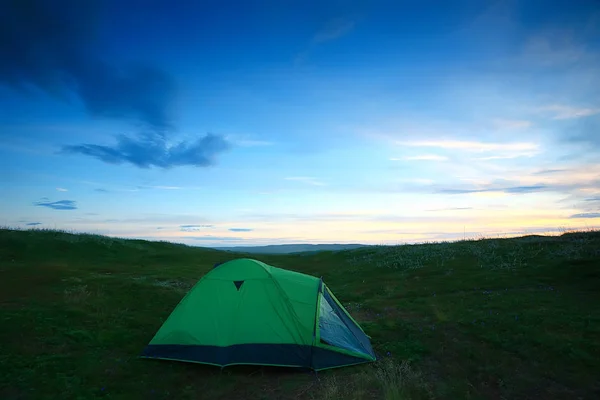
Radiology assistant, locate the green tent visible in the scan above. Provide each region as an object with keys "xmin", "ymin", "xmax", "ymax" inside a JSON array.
[{"xmin": 141, "ymin": 258, "xmax": 376, "ymax": 370}]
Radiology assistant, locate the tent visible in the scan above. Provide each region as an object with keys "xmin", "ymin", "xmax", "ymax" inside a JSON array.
[{"xmin": 140, "ymin": 258, "xmax": 376, "ymax": 370}]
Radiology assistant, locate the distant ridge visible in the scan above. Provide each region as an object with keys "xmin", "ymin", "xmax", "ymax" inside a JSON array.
[{"xmin": 211, "ymin": 243, "xmax": 370, "ymax": 254}]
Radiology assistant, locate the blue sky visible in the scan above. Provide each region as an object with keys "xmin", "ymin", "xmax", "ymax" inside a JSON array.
[{"xmin": 1, "ymin": 0, "xmax": 599, "ymax": 246}]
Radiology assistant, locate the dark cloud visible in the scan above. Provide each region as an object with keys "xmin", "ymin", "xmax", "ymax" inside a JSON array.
[
  {"xmin": 63, "ymin": 133, "xmax": 230, "ymax": 168},
  {"xmin": 33, "ymin": 199, "xmax": 77, "ymax": 210},
  {"xmin": 180, "ymin": 224, "xmax": 215, "ymax": 232},
  {"xmin": 95, "ymin": 188, "xmax": 109, "ymax": 193},
  {"xmin": 1, "ymin": 0, "xmax": 230, "ymax": 168},
  {"xmin": 229, "ymin": 228, "xmax": 253, "ymax": 232},
  {"xmin": 0, "ymin": 0, "xmax": 173, "ymax": 130},
  {"xmin": 569, "ymin": 212, "xmax": 600, "ymax": 219},
  {"xmin": 585, "ymin": 196, "xmax": 600, "ymax": 202},
  {"xmin": 26, "ymin": 222, "xmax": 42, "ymax": 226}
]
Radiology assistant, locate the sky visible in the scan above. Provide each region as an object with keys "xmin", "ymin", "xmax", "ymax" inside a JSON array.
[{"xmin": 1, "ymin": 0, "xmax": 599, "ymax": 247}]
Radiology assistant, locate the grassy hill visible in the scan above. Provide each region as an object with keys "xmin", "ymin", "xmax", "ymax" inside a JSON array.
[
  {"xmin": 1, "ymin": 228, "xmax": 599, "ymax": 399},
  {"xmin": 212, "ymin": 243, "xmax": 370, "ymax": 254}
]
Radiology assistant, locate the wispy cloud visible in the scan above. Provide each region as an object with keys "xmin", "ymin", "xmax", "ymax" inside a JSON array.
[
  {"xmin": 532, "ymin": 169, "xmax": 567, "ymax": 175},
  {"xmin": 561, "ymin": 114, "xmax": 600, "ymax": 151},
  {"xmin": 569, "ymin": 212, "xmax": 600, "ymax": 219},
  {"xmin": 237, "ymin": 139, "xmax": 274, "ymax": 147},
  {"xmin": 229, "ymin": 228, "xmax": 253, "ymax": 232},
  {"xmin": 397, "ymin": 140, "xmax": 539, "ymax": 153},
  {"xmin": 431, "ymin": 172, "xmax": 600, "ymax": 196},
  {"xmin": 438, "ymin": 185, "xmax": 548, "ymax": 195},
  {"xmin": 522, "ymin": 31, "xmax": 588, "ymax": 67},
  {"xmin": 397, "ymin": 178, "xmax": 435, "ymax": 185},
  {"xmin": 296, "ymin": 16, "xmax": 356, "ymax": 64},
  {"xmin": 473, "ymin": 152, "xmax": 539, "ymax": 161},
  {"xmin": 538, "ymin": 104, "xmax": 600, "ymax": 120},
  {"xmin": 227, "ymin": 135, "xmax": 275, "ymax": 147},
  {"xmin": 33, "ymin": 199, "xmax": 77, "ymax": 210},
  {"xmin": 314, "ymin": 17, "xmax": 355, "ymax": 43},
  {"xmin": 180, "ymin": 224, "xmax": 214, "ymax": 232},
  {"xmin": 26, "ymin": 222, "xmax": 42, "ymax": 226},
  {"xmin": 56, "ymin": 187, "xmax": 68, "ymax": 192},
  {"xmin": 145, "ymin": 186, "xmax": 182, "ymax": 190},
  {"xmin": 93, "ymin": 184, "xmax": 198, "ymax": 193},
  {"xmin": 185, "ymin": 235, "xmax": 244, "ymax": 242},
  {"xmin": 426, "ymin": 207, "xmax": 473, "ymax": 212},
  {"xmin": 492, "ymin": 119, "xmax": 533, "ymax": 129},
  {"xmin": 392, "ymin": 154, "xmax": 449, "ymax": 162},
  {"xmin": 284, "ymin": 176, "xmax": 326, "ymax": 186}
]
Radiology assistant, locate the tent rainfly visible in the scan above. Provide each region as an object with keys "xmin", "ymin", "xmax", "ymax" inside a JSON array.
[{"xmin": 140, "ymin": 258, "xmax": 376, "ymax": 370}]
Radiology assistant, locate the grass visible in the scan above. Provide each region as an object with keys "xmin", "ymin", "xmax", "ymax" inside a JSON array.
[{"xmin": 1, "ymin": 228, "xmax": 599, "ymax": 399}]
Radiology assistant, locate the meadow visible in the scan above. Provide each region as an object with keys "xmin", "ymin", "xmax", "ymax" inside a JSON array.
[{"xmin": 1, "ymin": 228, "xmax": 599, "ymax": 399}]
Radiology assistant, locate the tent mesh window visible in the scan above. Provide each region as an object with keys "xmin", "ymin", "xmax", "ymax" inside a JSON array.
[{"xmin": 318, "ymin": 288, "xmax": 367, "ymax": 355}]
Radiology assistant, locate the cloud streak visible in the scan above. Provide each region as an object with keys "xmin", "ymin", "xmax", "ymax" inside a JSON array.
[
  {"xmin": 538, "ymin": 104, "xmax": 600, "ymax": 120},
  {"xmin": 532, "ymin": 169, "xmax": 567, "ymax": 175},
  {"xmin": 437, "ymin": 185, "xmax": 548, "ymax": 195},
  {"xmin": 564, "ymin": 115, "xmax": 600, "ymax": 151},
  {"xmin": 492, "ymin": 119, "xmax": 532, "ymax": 129},
  {"xmin": 426, "ymin": 207, "xmax": 473, "ymax": 212},
  {"xmin": 0, "ymin": 0, "xmax": 230, "ymax": 169},
  {"xmin": 431, "ymin": 174, "xmax": 600, "ymax": 196},
  {"xmin": 180, "ymin": 224, "xmax": 214, "ymax": 232},
  {"xmin": 33, "ymin": 199, "xmax": 77, "ymax": 210},
  {"xmin": 229, "ymin": 228, "xmax": 253, "ymax": 232},
  {"xmin": 569, "ymin": 213, "xmax": 600, "ymax": 219},
  {"xmin": 393, "ymin": 155, "xmax": 449, "ymax": 162},
  {"xmin": 185, "ymin": 236, "xmax": 244, "ymax": 242},
  {"xmin": 296, "ymin": 16, "xmax": 355, "ymax": 64},
  {"xmin": 284, "ymin": 176, "xmax": 326, "ymax": 186},
  {"xmin": 314, "ymin": 18, "xmax": 355, "ymax": 43},
  {"xmin": 397, "ymin": 140, "xmax": 539, "ymax": 153}
]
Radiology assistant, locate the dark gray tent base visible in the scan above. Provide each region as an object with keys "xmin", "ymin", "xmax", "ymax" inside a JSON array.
[{"xmin": 140, "ymin": 343, "xmax": 373, "ymax": 370}]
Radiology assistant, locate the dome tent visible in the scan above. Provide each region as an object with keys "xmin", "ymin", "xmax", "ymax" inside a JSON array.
[{"xmin": 140, "ymin": 258, "xmax": 376, "ymax": 370}]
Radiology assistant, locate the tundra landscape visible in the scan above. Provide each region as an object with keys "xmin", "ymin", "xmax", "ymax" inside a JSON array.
[{"xmin": 1, "ymin": 228, "xmax": 599, "ymax": 399}]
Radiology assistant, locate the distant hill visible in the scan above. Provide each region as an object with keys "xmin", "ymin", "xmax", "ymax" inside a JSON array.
[{"xmin": 211, "ymin": 243, "xmax": 370, "ymax": 254}]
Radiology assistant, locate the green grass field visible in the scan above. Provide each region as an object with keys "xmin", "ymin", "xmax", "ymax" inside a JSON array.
[{"xmin": 1, "ymin": 228, "xmax": 599, "ymax": 399}]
